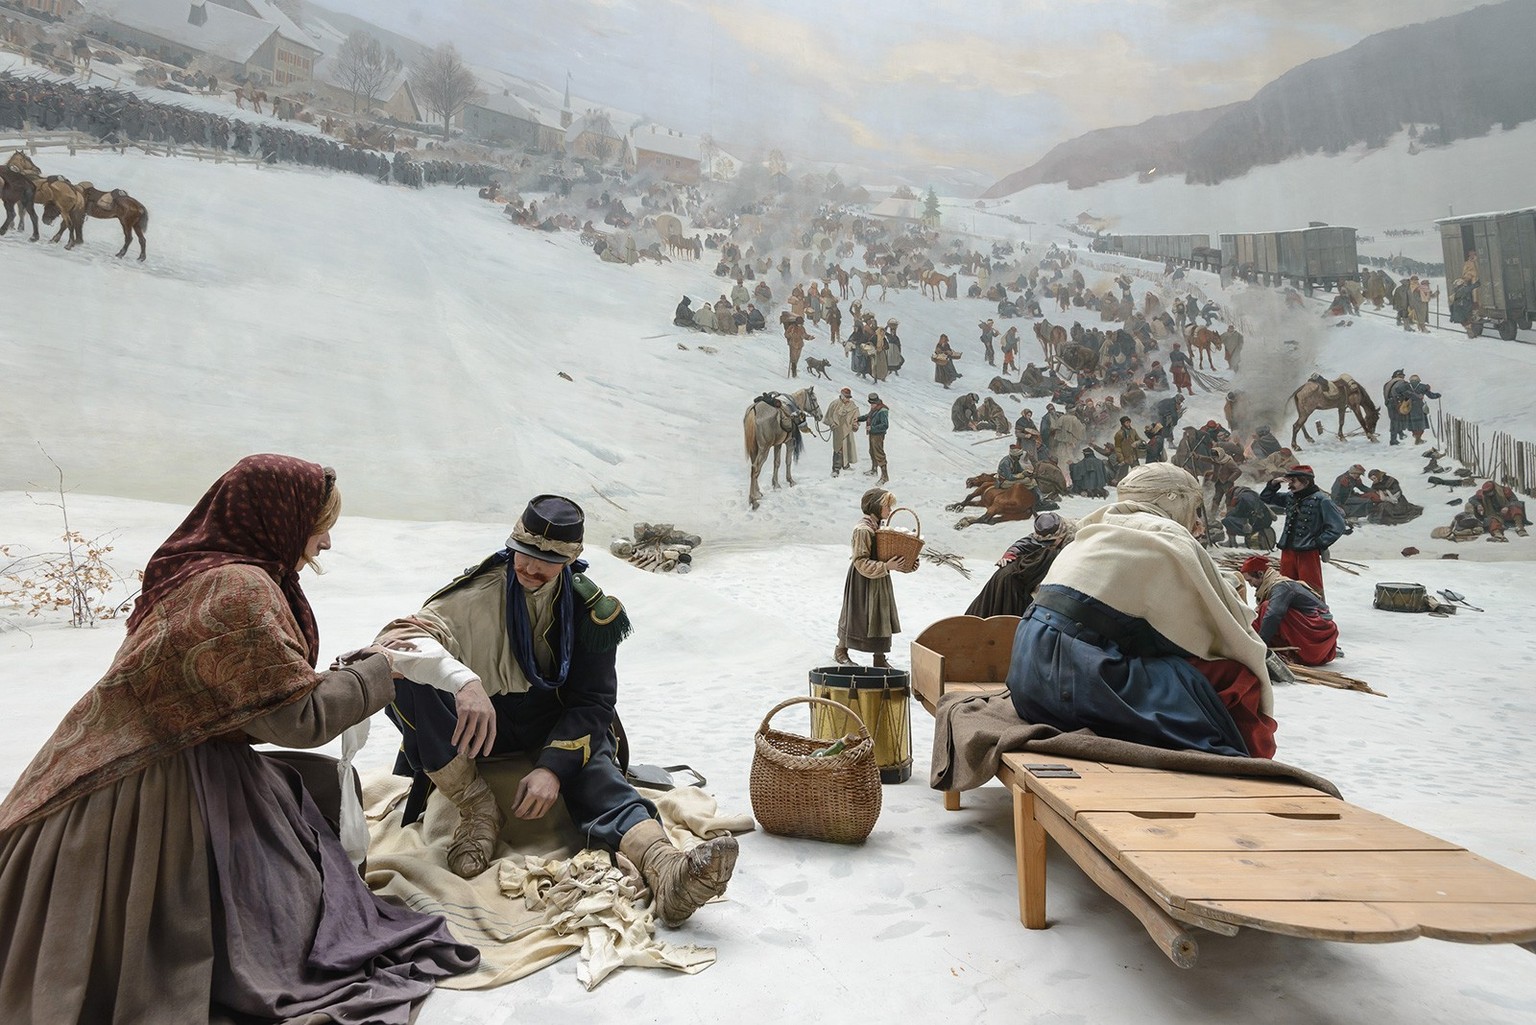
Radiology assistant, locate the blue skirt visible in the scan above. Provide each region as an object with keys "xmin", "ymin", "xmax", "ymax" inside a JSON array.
[{"xmin": 1007, "ymin": 586, "xmax": 1249, "ymax": 757}]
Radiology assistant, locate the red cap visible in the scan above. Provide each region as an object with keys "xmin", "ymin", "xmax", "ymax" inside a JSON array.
[
  {"xmin": 1285, "ymin": 465, "xmax": 1315, "ymax": 479},
  {"xmin": 1240, "ymin": 555, "xmax": 1271, "ymax": 576}
]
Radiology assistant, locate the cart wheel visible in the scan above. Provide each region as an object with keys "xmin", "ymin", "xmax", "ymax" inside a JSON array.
[
  {"xmin": 1498, "ymin": 319, "xmax": 1519, "ymax": 341},
  {"xmin": 1466, "ymin": 320, "xmax": 1484, "ymax": 339}
]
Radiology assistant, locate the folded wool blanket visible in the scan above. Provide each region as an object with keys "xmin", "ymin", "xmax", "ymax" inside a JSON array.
[
  {"xmin": 362, "ymin": 760, "xmax": 754, "ymax": 990},
  {"xmin": 930, "ymin": 690, "xmax": 1339, "ymax": 797}
]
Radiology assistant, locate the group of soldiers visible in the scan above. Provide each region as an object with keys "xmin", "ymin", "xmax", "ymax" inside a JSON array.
[{"xmin": 0, "ymin": 74, "xmax": 498, "ymax": 188}]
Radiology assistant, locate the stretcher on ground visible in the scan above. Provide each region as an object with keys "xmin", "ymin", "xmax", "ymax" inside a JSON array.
[{"xmin": 912, "ymin": 614, "xmax": 1536, "ymax": 967}]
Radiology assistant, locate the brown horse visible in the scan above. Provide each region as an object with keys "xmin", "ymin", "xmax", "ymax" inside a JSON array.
[
  {"xmin": 1033, "ymin": 318, "xmax": 1066, "ymax": 365},
  {"xmin": 1287, "ymin": 374, "xmax": 1380, "ymax": 449},
  {"xmin": 947, "ymin": 473, "xmax": 1039, "ymax": 528},
  {"xmin": 918, "ymin": 269, "xmax": 956, "ymax": 300},
  {"xmin": 74, "ymin": 182, "xmax": 150, "ymax": 260},
  {"xmin": 9, "ymin": 152, "xmax": 85, "ymax": 248},
  {"xmin": 832, "ymin": 264, "xmax": 851, "ymax": 298},
  {"xmin": 0, "ymin": 163, "xmax": 38, "ymax": 241},
  {"xmin": 1183, "ymin": 324, "xmax": 1224, "ymax": 369}
]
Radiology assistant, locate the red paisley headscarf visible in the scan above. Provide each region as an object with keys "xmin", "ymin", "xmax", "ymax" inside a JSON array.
[{"xmin": 127, "ymin": 454, "xmax": 331, "ymax": 665}]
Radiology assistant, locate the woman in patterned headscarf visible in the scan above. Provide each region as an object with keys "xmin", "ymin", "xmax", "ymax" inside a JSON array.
[{"xmin": 0, "ymin": 454, "xmax": 477, "ymax": 1023}]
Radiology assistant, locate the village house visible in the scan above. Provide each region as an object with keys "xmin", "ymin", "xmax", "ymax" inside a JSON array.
[
  {"xmin": 309, "ymin": 59, "xmax": 421, "ymax": 121},
  {"xmin": 564, "ymin": 107, "xmax": 628, "ymax": 167},
  {"xmin": 4, "ymin": 0, "xmax": 85, "ymax": 21},
  {"xmin": 627, "ymin": 123, "xmax": 702, "ymax": 184},
  {"xmin": 462, "ymin": 90, "xmax": 564, "ymax": 152},
  {"xmin": 89, "ymin": 0, "xmax": 320, "ymax": 86}
]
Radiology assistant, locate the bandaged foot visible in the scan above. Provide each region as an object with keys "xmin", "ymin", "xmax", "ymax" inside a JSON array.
[
  {"xmin": 427, "ymin": 755, "xmax": 504, "ymax": 877},
  {"xmin": 621, "ymin": 820, "xmax": 739, "ymax": 927}
]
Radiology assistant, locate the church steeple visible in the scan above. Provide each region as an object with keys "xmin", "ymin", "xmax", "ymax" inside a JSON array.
[{"xmin": 560, "ymin": 71, "xmax": 572, "ymax": 129}]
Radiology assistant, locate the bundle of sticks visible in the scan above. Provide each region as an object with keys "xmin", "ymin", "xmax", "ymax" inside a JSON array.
[
  {"xmin": 1212, "ymin": 550, "xmax": 1368, "ymax": 578},
  {"xmin": 919, "ymin": 547, "xmax": 971, "ymax": 578},
  {"xmin": 1276, "ymin": 652, "xmax": 1384, "ymax": 697}
]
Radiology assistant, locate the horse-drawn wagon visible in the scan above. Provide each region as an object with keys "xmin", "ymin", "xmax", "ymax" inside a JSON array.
[{"xmin": 1437, "ymin": 207, "xmax": 1535, "ymax": 341}]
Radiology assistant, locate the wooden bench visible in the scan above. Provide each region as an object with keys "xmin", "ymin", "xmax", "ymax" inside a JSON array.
[{"xmin": 913, "ymin": 615, "xmax": 1536, "ymax": 967}]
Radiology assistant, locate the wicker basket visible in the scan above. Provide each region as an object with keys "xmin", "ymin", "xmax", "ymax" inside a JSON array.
[
  {"xmin": 874, "ymin": 506, "xmax": 924, "ymax": 572},
  {"xmin": 750, "ymin": 696, "xmax": 882, "ymax": 844}
]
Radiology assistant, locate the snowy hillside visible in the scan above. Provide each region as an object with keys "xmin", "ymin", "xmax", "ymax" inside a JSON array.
[{"xmin": 5, "ymin": 142, "xmax": 1536, "ymax": 546}]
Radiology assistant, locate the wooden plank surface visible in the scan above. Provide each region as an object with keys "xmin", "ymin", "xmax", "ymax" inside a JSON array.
[
  {"xmin": 1034, "ymin": 796, "xmax": 1346, "ymax": 816},
  {"xmin": 1031, "ymin": 793, "xmax": 1203, "ymax": 966},
  {"xmin": 1186, "ymin": 899, "xmax": 1536, "ymax": 944},
  {"xmin": 1078, "ymin": 808, "xmax": 1460, "ymax": 854},
  {"xmin": 1025, "ymin": 773, "xmax": 1327, "ymax": 824},
  {"xmin": 1120, "ymin": 849, "xmax": 1536, "ymax": 907}
]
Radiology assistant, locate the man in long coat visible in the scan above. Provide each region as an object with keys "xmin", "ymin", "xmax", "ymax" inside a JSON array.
[
  {"xmin": 824, "ymin": 387, "xmax": 860, "ymax": 477},
  {"xmin": 1111, "ymin": 415, "xmax": 1142, "ymax": 483},
  {"xmin": 781, "ymin": 312, "xmax": 813, "ymax": 377},
  {"xmin": 1050, "ymin": 408, "xmax": 1087, "ymax": 466}
]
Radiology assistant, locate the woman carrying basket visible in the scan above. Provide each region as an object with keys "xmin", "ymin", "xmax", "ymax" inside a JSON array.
[{"xmin": 834, "ymin": 488, "xmax": 908, "ymax": 667}]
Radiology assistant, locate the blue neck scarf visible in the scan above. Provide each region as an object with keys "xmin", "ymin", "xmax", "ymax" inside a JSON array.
[{"xmin": 496, "ymin": 549, "xmax": 587, "ymax": 692}]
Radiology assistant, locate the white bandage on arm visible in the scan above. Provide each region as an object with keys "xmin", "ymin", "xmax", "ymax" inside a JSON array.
[{"xmin": 384, "ymin": 637, "xmax": 479, "ymax": 694}]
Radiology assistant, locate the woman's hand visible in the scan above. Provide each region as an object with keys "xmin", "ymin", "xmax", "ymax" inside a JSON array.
[
  {"xmin": 885, "ymin": 555, "xmax": 908, "ymax": 572},
  {"xmin": 331, "ymin": 644, "xmax": 396, "ymax": 673}
]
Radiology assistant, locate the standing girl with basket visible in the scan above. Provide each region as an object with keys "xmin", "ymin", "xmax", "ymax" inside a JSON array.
[{"xmin": 834, "ymin": 488, "xmax": 910, "ymax": 667}]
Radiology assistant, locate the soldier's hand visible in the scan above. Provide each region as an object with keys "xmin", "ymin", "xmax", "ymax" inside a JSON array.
[
  {"xmin": 512, "ymin": 767, "xmax": 561, "ymax": 820},
  {"xmin": 452, "ymin": 678, "xmax": 497, "ymax": 758}
]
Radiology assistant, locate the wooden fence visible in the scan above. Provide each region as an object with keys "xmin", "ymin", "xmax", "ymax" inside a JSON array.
[
  {"xmin": 0, "ymin": 131, "xmax": 108, "ymax": 156},
  {"xmin": 1436, "ymin": 412, "xmax": 1536, "ymax": 495},
  {"xmin": 0, "ymin": 132, "xmax": 265, "ymax": 167}
]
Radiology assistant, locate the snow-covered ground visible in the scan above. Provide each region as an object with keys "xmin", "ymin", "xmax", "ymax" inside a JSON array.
[{"xmin": 3, "ymin": 138, "xmax": 1535, "ymax": 1023}]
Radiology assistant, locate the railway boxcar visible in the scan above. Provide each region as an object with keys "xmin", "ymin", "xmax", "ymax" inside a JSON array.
[
  {"xmin": 1220, "ymin": 226, "xmax": 1357, "ymax": 292},
  {"xmin": 1437, "ymin": 208, "xmax": 1536, "ymax": 340}
]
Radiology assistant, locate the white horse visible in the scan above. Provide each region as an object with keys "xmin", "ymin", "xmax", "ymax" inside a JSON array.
[{"xmin": 743, "ymin": 387, "xmax": 821, "ymax": 508}]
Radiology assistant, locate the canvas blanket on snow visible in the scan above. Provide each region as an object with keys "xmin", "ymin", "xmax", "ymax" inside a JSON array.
[
  {"xmin": 363, "ymin": 760, "xmax": 754, "ymax": 991},
  {"xmin": 931, "ymin": 691, "xmax": 1339, "ymax": 797}
]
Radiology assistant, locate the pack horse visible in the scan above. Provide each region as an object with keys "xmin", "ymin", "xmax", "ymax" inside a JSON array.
[{"xmin": 744, "ymin": 387, "xmax": 821, "ymax": 508}]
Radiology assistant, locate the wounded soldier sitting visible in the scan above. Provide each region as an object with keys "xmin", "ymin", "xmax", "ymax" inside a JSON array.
[
  {"xmin": 378, "ymin": 494, "xmax": 738, "ymax": 926},
  {"xmin": 1005, "ymin": 464, "xmax": 1278, "ymax": 758}
]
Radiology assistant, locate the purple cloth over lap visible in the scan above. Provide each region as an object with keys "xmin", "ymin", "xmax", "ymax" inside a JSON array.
[{"xmin": 186, "ymin": 745, "xmax": 478, "ymax": 1023}]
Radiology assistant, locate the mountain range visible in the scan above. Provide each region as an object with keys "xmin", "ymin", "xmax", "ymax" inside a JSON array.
[{"xmin": 984, "ymin": 0, "xmax": 1536, "ymax": 198}]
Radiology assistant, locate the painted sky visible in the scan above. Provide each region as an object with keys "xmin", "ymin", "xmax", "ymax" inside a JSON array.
[{"xmin": 325, "ymin": 0, "xmax": 1494, "ymax": 177}]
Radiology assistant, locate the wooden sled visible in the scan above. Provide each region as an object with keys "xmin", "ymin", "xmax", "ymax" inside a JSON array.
[{"xmin": 913, "ymin": 615, "xmax": 1536, "ymax": 968}]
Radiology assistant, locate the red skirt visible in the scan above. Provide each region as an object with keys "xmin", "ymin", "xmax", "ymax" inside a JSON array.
[
  {"xmin": 1185, "ymin": 657, "xmax": 1277, "ymax": 759},
  {"xmin": 1172, "ymin": 365, "xmax": 1192, "ymax": 390},
  {"xmin": 1255, "ymin": 601, "xmax": 1338, "ymax": 666}
]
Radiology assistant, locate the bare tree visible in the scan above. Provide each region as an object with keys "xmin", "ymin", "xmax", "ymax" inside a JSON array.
[
  {"xmin": 411, "ymin": 43, "xmax": 479, "ymax": 141},
  {"xmin": 335, "ymin": 30, "xmax": 402, "ymax": 114}
]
